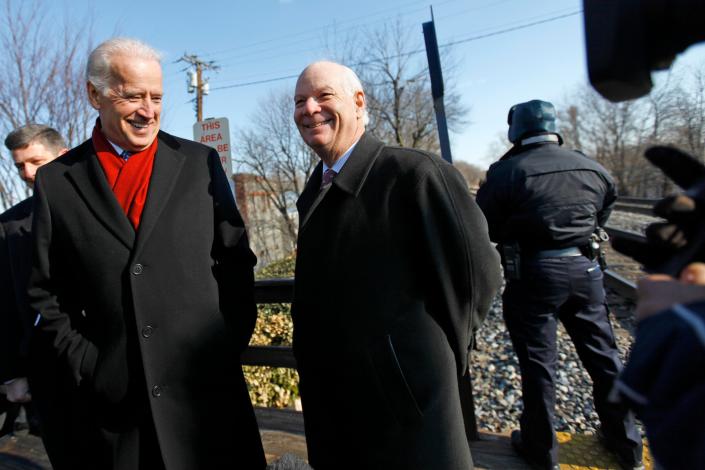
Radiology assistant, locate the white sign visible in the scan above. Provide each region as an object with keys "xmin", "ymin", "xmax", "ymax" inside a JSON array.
[{"xmin": 193, "ymin": 117, "xmax": 232, "ymax": 175}]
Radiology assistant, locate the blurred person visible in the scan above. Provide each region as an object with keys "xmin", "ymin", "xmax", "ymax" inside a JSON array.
[
  {"xmin": 0, "ymin": 124, "xmax": 67, "ymax": 437},
  {"xmin": 27, "ymin": 37, "xmax": 265, "ymax": 470},
  {"xmin": 291, "ymin": 61, "xmax": 502, "ymax": 469},
  {"xmin": 613, "ymin": 263, "xmax": 705, "ymax": 469},
  {"xmin": 476, "ymin": 100, "xmax": 643, "ymax": 470}
]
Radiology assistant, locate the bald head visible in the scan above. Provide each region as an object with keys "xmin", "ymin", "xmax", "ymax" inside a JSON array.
[
  {"xmin": 294, "ymin": 61, "xmax": 368, "ymax": 165},
  {"xmin": 297, "ymin": 62, "xmax": 368, "ymax": 119}
]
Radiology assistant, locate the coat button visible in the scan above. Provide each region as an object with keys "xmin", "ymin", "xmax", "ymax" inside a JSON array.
[
  {"xmin": 132, "ymin": 263, "xmax": 144, "ymax": 275},
  {"xmin": 152, "ymin": 385, "xmax": 162, "ymax": 397},
  {"xmin": 142, "ymin": 325, "xmax": 154, "ymax": 338}
]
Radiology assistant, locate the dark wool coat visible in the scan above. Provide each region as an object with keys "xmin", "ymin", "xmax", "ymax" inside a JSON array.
[
  {"xmin": 292, "ymin": 133, "xmax": 502, "ymax": 469},
  {"xmin": 1, "ymin": 199, "xmax": 73, "ymax": 466},
  {"xmin": 28, "ymin": 131, "xmax": 265, "ymax": 470},
  {"xmin": 0, "ymin": 197, "xmax": 34, "ymax": 383}
]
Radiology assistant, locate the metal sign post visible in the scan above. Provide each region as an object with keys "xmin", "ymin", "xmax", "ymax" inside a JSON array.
[{"xmin": 423, "ymin": 10, "xmax": 453, "ymax": 164}]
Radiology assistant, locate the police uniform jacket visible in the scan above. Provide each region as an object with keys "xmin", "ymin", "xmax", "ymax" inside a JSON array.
[
  {"xmin": 293, "ymin": 132, "xmax": 502, "ymax": 469},
  {"xmin": 28, "ymin": 131, "xmax": 265, "ymax": 470},
  {"xmin": 476, "ymin": 141, "xmax": 616, "ymax": 250}
]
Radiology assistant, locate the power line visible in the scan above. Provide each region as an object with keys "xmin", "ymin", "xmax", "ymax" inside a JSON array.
[
  {"xmin": 208, "ymin": 0, "xmax": 520, "ymax": 70},
  {"xmin": 212, "ymin": 2, "xmax": 448, "ymax": 68},
  {"xmin": 442, "ymin": 10, "xmax": 581, "ymax": 48},
  {"xmin": 211, "ymin": 9, "xmax": 581, "ymax": 92},
  {"xmin": 200, "ymin": 0, "xmax": 459, "ymax": 60}
]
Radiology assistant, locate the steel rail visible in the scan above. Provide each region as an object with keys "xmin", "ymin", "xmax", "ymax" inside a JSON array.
[{"xmin": 603, "ymin": 226, "xmax": 644, "ymax": 301}]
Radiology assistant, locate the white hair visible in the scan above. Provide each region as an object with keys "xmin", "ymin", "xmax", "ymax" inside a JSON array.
[
  {"xmin": 87, "ymin": 37, "xmax": 162, "ymax": 95},
  {"xmin": 304, "ymin": 61, "xmax": 370, "ymax": 126}
]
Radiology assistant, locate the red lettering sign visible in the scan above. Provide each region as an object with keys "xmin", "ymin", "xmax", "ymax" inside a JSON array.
[{"xmin": 201, "ymin": 121, "xmax": 220, "ymax": 131}]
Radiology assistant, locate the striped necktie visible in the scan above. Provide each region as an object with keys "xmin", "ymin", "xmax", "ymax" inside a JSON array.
[
  {"xmin": 120, "ymin": 150, "xmax": 132, "ymax": 161},
  {"xmin": 321, "ymin": 169, "xmax": 337, "ymax": 188}
]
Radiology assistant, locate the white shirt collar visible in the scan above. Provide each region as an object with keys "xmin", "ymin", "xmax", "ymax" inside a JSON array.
[
  {"xmin": 521, "ymin": 134, "xmax": 560, "ymax": 146},
  {"xmin": 107, "ymin": 140, "xmax": 127, "ymax": 156},
  {"xmin": 322, "ymin": 139, "xmax": 360, "ymax": 178}
]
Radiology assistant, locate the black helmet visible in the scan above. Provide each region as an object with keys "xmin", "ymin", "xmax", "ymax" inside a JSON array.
[{"xmin": 507, "ymin": 99, "xmax": 562, "ymax": 144}]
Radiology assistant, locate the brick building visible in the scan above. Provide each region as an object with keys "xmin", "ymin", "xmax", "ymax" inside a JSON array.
[{"xmin": 232, "ymin": 173, "xmax": 297, "ymax": 268}]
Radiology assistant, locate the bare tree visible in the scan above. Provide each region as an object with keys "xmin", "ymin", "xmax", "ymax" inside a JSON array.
[
  {"xmin": 453, "ymin": 161, "xmax": 485, "ymax": 190},
  {"xmin": 482, "ymin": 131, "xmax": 511, "ymax": 165},
  {"xmin": 558, "ymin": 64, "xmax": 705, "ymax": 197},
  {"xmin": 234, "ymin": 89, "xmax": 318, "ymax": 256},
  {"xmin": 334, "ymin": 19, "xmax": 469, "ymax": 153},
  {"xmin": 670, "ymin": 66, "xmax": 705, "ymax": 160},
  {"xmin": 558, "ymin": 86, "xmax": 656, "ymax": 196},
  {"xmin": 0, "ymin": 0, "xmax": 95, "ymax": 210}
]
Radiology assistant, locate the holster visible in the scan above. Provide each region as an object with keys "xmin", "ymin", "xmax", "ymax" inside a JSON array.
[
  {"xmin": 500, "ymin": 242, "xmax": 521, "ymax": 281},
  {"xmin": 583, "ymin": 228, "xmax": 609, "ymax": 270}
]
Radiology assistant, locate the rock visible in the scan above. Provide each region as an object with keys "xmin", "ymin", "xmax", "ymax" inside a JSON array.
[{"xmin": 471, "ymin": 292, "xmax": 637, "ymax": 434}]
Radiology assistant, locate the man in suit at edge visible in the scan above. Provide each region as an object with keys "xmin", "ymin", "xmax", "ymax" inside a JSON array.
[
  {"xmin": 291, "ymin": 61, "xmax": 502, "ymax": 469},
  {"xmin": 0, "ymin": 125, "xmax": 67, "ymax": 438},
  {"xmin": 27, "ymin": 37, "xmax": 265, "ymax": 470}
]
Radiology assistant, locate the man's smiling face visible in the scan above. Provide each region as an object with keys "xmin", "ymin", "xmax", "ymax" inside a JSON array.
[
  {"xmin": 293, "ymin": 62, "xmax": 365, "ymax": 165},
  {"xmin": 88, "ymin": 54, "xmax": 163, "ymax": 152}
]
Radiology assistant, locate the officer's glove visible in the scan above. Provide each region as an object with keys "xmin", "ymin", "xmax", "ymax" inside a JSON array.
[{"xmin": 611, "ymin": 146, "xmax": 705, "ymax": 275}]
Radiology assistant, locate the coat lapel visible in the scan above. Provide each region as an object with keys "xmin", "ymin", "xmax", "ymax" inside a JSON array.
[
  {"xmin": 296, "ymin": 163, "xmax": 323, "ymax": 230},
  {"xmin": 296, "ymin": 133, "xmax": 385, "ymax": 233},
  {"xmin": 332, "ymin": 133, "xmax": 385, "ymax": 197},
  {"xmin": 133, "ymin": 133, "xmax": 185, "ymax": 259},
  {"xmin": 66, "ymin": 143, "xmax": 135, "ymax": 249}
]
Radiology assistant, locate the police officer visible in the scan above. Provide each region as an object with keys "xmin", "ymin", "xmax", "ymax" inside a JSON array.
[{"xmin": 476, "ymin": 100, "xmax": 643, "ymax": 470}]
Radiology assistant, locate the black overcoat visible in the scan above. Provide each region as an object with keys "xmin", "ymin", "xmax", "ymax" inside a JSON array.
[
  {"xmin": 28, "ymin": 131, "xmax": 265, "ymax": 470},
  {"xmin": 1, "ymin": 198, "xmax": 73, "ymax": 465},
  {"xmin": 0, "ymin": 197, "xmax": 33, "ymax": 383},
  {"xmin": 292, "ymin": 133, "xmax": 502, "ymax": 469}
]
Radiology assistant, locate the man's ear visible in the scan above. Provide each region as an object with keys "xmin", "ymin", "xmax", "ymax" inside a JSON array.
[
  {"xmin": 87, "ymin": 82, "xmax": 102, "ymax": 110},
  {"xmin": 354, "ymin": 90, "xmax": 365, "ymax": 116}
]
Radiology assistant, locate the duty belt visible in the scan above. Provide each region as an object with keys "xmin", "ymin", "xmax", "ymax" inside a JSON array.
[{"xmin": 533, "ymin": 246, "xmax": 583, "ymax": 258}]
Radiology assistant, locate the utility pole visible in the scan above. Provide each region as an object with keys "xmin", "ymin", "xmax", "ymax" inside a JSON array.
[{"xmin": 178, "ymin": 54, "xmax": 219, "ymax": 122}]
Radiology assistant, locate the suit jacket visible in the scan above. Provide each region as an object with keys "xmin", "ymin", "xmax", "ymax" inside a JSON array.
[
  {"xmin": 292, "ymin": 133, "xmax": 502, "ymax": 469},
  {"xmin": 28, "ymin": 131, "xmax": 265, "ymax": 470},
  {"xmin": 0, "ymin": 197, "xmax": 34, "ymax": 382}
]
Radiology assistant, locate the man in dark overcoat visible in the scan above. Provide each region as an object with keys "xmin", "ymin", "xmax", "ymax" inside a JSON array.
[
  {"xmin": 27, "ymin": 38, "xmax": 265, "ymax": 470},
  {"xmin": 0, "ymin": 125, "xmax": 66, "ymax": 439},
  {"xmin": 291, "ymin": 61, "xmax": 502, "ymax": 469}
]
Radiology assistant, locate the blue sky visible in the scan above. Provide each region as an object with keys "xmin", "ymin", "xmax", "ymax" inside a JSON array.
[{"xmin": 53, "ymin": 0, "xmax": 705, "ymax": 168}]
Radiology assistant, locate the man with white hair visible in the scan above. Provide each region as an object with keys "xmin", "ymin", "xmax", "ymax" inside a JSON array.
[
  {"xmin": 291, "ymin": 61, "xmax": 502, "ymax": 469},
  {"xmin": 28, "ymin": 37, "xmax": 265, "ymax": 469}
]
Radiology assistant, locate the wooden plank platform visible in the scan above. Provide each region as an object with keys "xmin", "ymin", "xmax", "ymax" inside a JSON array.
[{"xmin": 0, "ymin": 408, "xmax": 652, "ymax": 469}]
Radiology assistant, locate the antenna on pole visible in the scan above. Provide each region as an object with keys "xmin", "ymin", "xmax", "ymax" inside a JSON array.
[{"xmin": 177, "ymin": 54, "xmax": 219, "ymax": 122}]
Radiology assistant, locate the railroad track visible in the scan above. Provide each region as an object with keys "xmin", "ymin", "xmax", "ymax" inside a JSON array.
[
  {"xmin": 602, "ymin": 226, "xmax": 646, "ymax": 301},
  {"xmin": 613, "ymin": 196, "xmax": 660, "ymax": 216}
]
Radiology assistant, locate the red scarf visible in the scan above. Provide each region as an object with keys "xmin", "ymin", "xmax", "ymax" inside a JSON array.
[{"xmin": 92, "ymin": 122, "xmax": 157, "ymax": 230}]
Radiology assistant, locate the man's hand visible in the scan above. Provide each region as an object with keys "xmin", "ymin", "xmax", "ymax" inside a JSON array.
[
  {"xmin": 4, "ymin": 377, "xmax": 31, "ymax": 403},
  {"xmin": 611, "ymin": 146, "xmax": 705, "ymax": 275},
  {"xmin": 636, "ymin": 262, "xmax": 705, "ymax": 320}
]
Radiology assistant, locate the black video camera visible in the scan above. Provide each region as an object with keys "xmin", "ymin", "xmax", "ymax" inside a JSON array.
[
  {"xmin": 584, "ymin": 0, "xmax": 705, "ymax": 276},
  {"xmin": 584, "ymin": 0, "xmax": 705, "ymax": 103}
]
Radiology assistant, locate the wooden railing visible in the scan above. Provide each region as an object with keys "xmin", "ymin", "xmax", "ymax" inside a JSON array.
[{"xmin": 242, "ymin": 277, "xmax": 480, "ymax": 441}]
